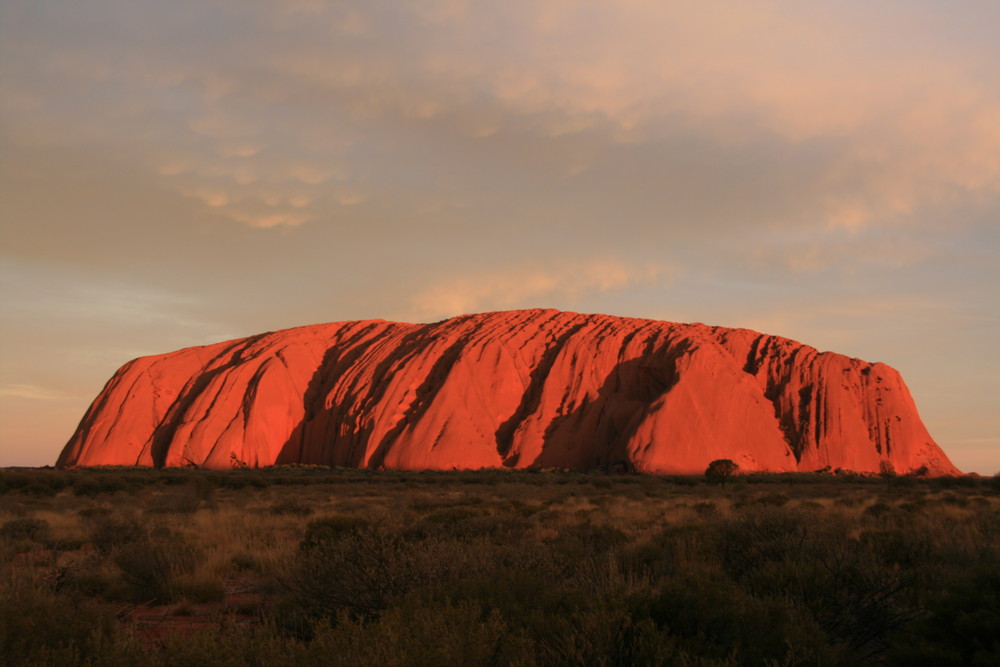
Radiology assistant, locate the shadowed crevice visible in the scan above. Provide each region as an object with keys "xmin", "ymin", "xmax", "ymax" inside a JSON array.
[
  {"xmin": 494, "ymin": 321, "xmax": 588, "ymax": 464},
  {"xmin": 274, "ymin": 321, "xmax": 407, "ymax": 466},
  {"xmin": 528, "ymin": 343, "xmax": 686, "ymax": 470},
  {"xmin": 365, "ymin": 331, "xmax": 476, "ymax": 469},
  {"xmin": 148, "ymin": 336, "xmax": 265, "ymax": 467}
]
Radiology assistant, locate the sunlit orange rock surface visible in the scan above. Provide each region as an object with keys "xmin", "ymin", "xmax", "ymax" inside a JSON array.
[{"xmin": 57, "ymin": 310, "xmax": 959, "ymax": 475}]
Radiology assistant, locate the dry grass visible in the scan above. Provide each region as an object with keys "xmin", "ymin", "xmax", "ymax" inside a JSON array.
[{"xmin": 1, "ymin": 467, "xmax": 998, "ymax": 665}]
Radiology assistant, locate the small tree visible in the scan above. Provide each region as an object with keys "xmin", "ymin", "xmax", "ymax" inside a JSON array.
[{"xmin": 705, "ymin": 459, "xmax": 739, "ymax": 487}]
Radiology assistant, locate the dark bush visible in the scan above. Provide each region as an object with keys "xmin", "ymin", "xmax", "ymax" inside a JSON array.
[
  {"xmin": 293, "ymin": 526, "xmax": 490, "ymax": 618},
  {"xmin": 72, "ymin": 479, "xmax": 103, "ymax": 497},
  {"xmin": 73, "ymin": 474, "xmax": 131, "ymax": 497},
  {"xmin": 172, "ymin": 575, "xmax": 226, "ymax": 604},
  {"xmin": 17, "ymin": 483, "xmax": 58, "ymax": 497},
  {"xmin": 864, "ymin": 502, "xmax": 892, "ymax": 518},
  {"xmin": 752, "ymin": 492, "xmax": 790, "ymax": 507},
  {"xmin": 705, "ymin": 459, "xmax": 739, "ymax": 486},
  {"xmin": 639, "ymin": 576, "xmax": 829, "ymax": 663},
  {"xmin": 300, "ymin": 515, "xmax": 371, "ymax": 550},
  {"xmin": 889, "ymin": 566, "xmax": 1000, "ymax": 666},
  {"xmin": 88, "ymin": 514, "xmax": 146, "ymax": 556},
  {"xmin": 145, "ymin": 486, "xmax": 202, "ymax": 514},
  {"xmin": 78, "ymin": 506, "xmax": 112, "ymax": 519},
  {"xmin": 0, "ymin": 584, "xmax": 140, "ymax": 665},
  {"xmin": 231, "ymin": 552, "xmax": 261, "ymax": 572},
  {"xmin": 1, "ymin": 517, "xmax": 52, "ymax": 543},
  {"xmin": 716, "ymin": 507, "xmax": 808, "ymax": 580},
  {"xmin": 307, "ymin": 600, "xmax": 521, "ymax": 666},
  {"xmin": 115, "ymin": 530, "xmax": 201, "ymax": 603},
  {"xmin": 544, "ymin": 521, "xmax": 628, "ymax": 564},
  {"xmin": 269, "ymin": 499, "xmax": 314, "ymax": 516},
  {"xmin": 691, "ymin": 501, "xmax": 717, "ymax": 514},
  {"xmin": 989, "ymin": 473, "xmax": 1000, "ymax": 493}
]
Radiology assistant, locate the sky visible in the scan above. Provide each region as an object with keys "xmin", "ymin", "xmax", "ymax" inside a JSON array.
[{"xmin": 1, "ymin": 0, "xmax": 997, "ymax": 473}]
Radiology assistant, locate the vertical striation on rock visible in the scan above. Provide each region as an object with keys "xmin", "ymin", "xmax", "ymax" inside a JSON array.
[{"xmin": 57, "ymin": 309, "xmax": 959, "ymax": 475}]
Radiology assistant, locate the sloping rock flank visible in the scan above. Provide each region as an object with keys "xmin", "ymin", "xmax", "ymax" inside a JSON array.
[{"xmin": 57, "ymin": 310, "xmax": 959, "ymax": 475}]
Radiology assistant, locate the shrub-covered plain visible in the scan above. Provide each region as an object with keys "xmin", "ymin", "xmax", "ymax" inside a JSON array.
[{"xmin": 1, "ymin": 467, "xmax": 998, "ymax": 666}]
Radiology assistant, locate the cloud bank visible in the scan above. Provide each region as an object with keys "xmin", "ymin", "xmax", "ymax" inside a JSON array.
[{"xmin": 1, "ymin": 1, "xmax": 997, "ymax": 471}]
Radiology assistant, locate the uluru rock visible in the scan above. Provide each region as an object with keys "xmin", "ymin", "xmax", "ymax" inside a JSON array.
[{"xmin": 57, "ymin": 309, "xmax": 959, "ymax": 475}]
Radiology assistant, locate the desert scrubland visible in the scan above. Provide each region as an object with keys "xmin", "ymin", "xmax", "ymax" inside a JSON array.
[{"xmin": 2, "ymin": 467, "xmax": 998, "ymax": 666}]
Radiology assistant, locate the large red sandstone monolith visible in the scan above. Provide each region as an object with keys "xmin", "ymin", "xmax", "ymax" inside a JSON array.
[{"xmin": 56, "ymin": 309, "xmax": 959, "ymax": 475}]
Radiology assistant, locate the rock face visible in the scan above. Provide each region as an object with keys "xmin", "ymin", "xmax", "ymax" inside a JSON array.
[{"xmin": 57, "ymin": 309, "xmax": 959, "ymax": 475}]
